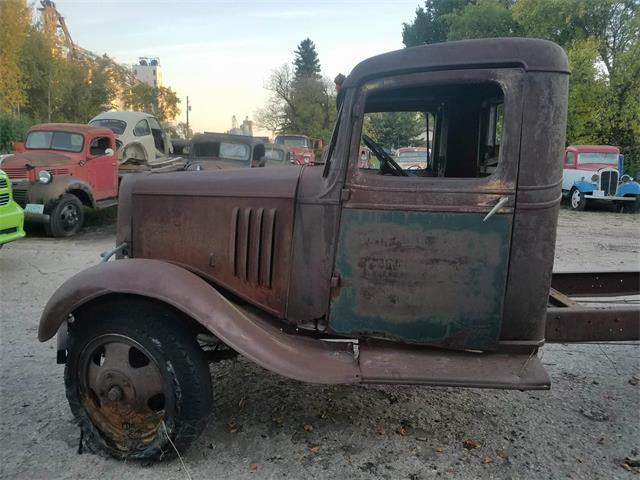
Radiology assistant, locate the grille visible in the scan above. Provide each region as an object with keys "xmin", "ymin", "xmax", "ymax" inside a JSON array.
[
  {"xmin": 0, "ymin": 193, "xmax": 9, "ymax": 206},
  {"xmin": 11, "ymin": 188, "xmax": 27, "ymax": 207},
  {"xmin": 600, "ymin": 170, "xmax": 618, "ymax": 196},
  {"xmin": 2, "ymin": 167, "xmax": 28, "ymax": 180},
  {"xmin": 229, "ymin": 206, "xmax": 277, "ymax": 288},
  {"xmin": 0, "ymin": 178, "xmax": 7, "ymax": 189}
]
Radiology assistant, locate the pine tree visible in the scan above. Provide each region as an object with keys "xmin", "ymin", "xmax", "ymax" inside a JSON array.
[{"xmin": 293, "ymin": 38, "xmax": 321, "ymax": 80}]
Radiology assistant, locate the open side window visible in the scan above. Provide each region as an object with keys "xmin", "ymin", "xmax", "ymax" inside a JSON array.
[
  {"xmin": 89, "ymin": 136, "xmax": 112, "ymax": 156},
  {"xmin": 357, "ymin": 82, "xmax": 505, "ymax": 179}
]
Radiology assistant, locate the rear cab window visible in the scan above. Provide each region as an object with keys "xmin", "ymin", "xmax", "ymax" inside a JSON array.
[{"xmin": 89, "ymin": 119, "xmax": 126, "ymax": 135}]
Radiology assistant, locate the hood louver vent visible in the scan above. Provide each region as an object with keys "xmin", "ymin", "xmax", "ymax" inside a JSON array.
[{"xmin": 230, "ymin": 207, "xmax": 276, "ymax": 288}]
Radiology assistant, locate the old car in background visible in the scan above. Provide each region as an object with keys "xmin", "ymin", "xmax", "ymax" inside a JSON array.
[
  {"xmin": 0, "ymin": 169, "xmax": 26, "ymax": 247},
  {"xmin": 186, "ymin": 133, "xmax": 266, "ymax": 170},
  {"xmin": 264, "ymin": 143, "xmax": 292, "ymax": 166},
  {"xmin": 1, "ymin": 123, "xmax": 118, "ymax": 237},
  {"xmin": 38, "ymin": 38, "xmax": 639, "ymax": 462},
  {"xmin": 170, "ymin": 138, "xmax": 190, "ymax": 156},
  {"xmin": 274, "ymin": 134, "xmax": 316, "ymax": 165},
  {"xmin": 563, "ymin": 145, "xmax": 640, "ymax": 212},
  {"xmin": 89, "ymin": 111, "xmax": 173, "ymax": 165},
  {"xmin": 395, "ymin": 146, "xmax": 430, "ymax": 170}
]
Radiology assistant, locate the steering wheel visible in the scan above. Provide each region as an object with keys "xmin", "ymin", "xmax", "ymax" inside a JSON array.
[{"xmin": 362, "ymin": 135, "xmax": 408, "ymax": 177}]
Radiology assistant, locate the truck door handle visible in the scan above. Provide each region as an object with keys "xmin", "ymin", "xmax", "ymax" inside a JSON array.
[{"xmin": 483, "ymin": 197, "xmax": 509, "ymax": 222}]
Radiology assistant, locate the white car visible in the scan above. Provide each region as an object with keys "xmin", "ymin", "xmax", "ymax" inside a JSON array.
[{"xmin": 89, "ymin": 111, "xmax": 172, "ymax": 164}]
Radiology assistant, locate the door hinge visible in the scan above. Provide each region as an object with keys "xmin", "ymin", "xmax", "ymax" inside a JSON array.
[
  {"xmin": 341, "ymin": 188, "xmax": 351, "ymax": 202},
  {"xmin": 330, "ymin": 274, "xmax": 341, "ymax": 289}
]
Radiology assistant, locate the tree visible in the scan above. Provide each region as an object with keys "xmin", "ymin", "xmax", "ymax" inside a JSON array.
[
  {"xmin": 255, "ymin": 63, "xmax": 337, "ymax": 143},
  {"xmin": 0, "ymin": 0, "xmax": 31, "ymax": 113},
  {"xmin": 293, "ymin": 38, "xmax": 321, "ymax": 80},
  {"xmin": 124, "ymin": 83, "xmax": 181, "ymax": 122},
  {"xmin": 402, "ymin": 0, "xmax": 640, "ymax": 172},
  {"xmin": 444, "ymin": 0, "xmax": 520, "ymax": 40},
  {"xmin": 402, "ymin": 0, "xmax": 471, "ymax": 47},
  {"xmin": 364, "ymin": 112, "xmax": 424, "ymax": 149}
]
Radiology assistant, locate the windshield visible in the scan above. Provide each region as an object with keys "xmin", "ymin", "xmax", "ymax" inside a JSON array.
[
  {"xmin": 26, "ymin": 131, "xmax": 84, "ymax": 152},
  {"xmin": 89, "ymin": 119, "xmax": 127, "ymax": 135},
  {"xmin": 397, "ymin": 150, "xmax": 428, "ymax": 163},
  {"xmin": 265, "ymin": 148, "xmax": 285, "ymax": 162},
  {"xmin": 579, "ymin": 152, "xmax": 618, "ymax": 165},
  {"xmin": 192, "ymin": 141, "xmax": 250, "ymax": 161},
  {"xmin": 275, "ymin": 136, "xmax": 308, "ymax": 148}
]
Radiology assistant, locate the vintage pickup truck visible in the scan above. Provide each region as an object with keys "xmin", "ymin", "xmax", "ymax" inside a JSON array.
[
  {"xmin": 1, "ymin": 123, "xmax": 182, "ymax": 237},
  {"xmin": 1, "ymin": 124, "xmax": 119, "ymax": 237},
  {"xmin": 38, "ymin": 38, "xmax": 639, "ymax": 460}
]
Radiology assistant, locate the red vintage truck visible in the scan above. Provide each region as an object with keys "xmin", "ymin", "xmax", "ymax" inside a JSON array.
[
  {"xmin": 1, "ymin": 124, "xmax": 118, "ymax": 237},
  {"xmin": 1, "ymin": 123, "xmax": 180, "ymax": 237}
]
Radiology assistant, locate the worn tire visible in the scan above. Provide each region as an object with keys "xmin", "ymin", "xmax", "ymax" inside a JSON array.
[
  {"xmin": 569, "ymin": 188, "xmax": 587, "ymax": 211},
  {"xmin": 64, "ymin": 300, "xmax": 213, "ymax": 461},
  {"xmin": 45, "ymin": 193, "xmax": 84, "ymax": 237}
]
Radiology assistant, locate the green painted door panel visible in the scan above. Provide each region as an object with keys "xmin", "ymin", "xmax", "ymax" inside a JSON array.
[{"xmin": 329, "ymin": 209, "xmax": 513, "ymax": 350}]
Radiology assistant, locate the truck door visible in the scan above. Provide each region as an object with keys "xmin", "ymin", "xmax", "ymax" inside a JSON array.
[
  {"xmin": 87, "ymin": 135, "xmax": 118, "ymax": 200},
  {"xmin": 329, "ymin": 70, "xmax": 523, "ymax": 351}
]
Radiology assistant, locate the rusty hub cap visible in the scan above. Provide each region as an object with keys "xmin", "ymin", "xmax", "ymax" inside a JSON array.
[
  {"xmin": 78, "ymin": 334, "xmax": 168, "ymax": 452},
  {"xmin": 60, "ymin": 203, "xmax": 80, "ymax": 231}
]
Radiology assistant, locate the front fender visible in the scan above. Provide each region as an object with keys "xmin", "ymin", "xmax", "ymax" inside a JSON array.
[
  {"xmin": 573, "ymin": 180, "xmax": 595, "ymax": 193},
  {"xmin": 39, "ymin": 259, "xmax": 359, "ymax": 384},
  {"xmin": 617, "ymin": 181, "xmax": 640, "ymax": 196},
  {"xmin": 25, "ymin": 176, "xmax": 95, "ymax": 207}
]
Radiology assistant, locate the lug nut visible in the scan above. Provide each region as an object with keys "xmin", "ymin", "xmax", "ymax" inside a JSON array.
[{"xmin": 107, "ymin": 386, "xmax": 123, "ymax": 402}]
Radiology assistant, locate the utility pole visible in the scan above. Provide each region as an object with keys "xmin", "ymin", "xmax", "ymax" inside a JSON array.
[{"xmin": 186, "ymin": 96, "xmax": 191, "ymax": 137}]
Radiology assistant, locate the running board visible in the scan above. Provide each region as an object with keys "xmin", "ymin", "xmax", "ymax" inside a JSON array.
[{"xmin": 358, "ymin": 344, "xmax": 550, "ymax": 390}]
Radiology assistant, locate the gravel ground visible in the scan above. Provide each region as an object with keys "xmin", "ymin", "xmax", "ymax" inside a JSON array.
[{"xmin": 0, "ymin": 206, "xmax": 638, "ymax": 480}]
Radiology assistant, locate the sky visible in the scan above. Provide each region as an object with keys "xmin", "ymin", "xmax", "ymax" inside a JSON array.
[{"xmin": 58, "ymin": 0, "xmax": 422, "ymax": 135}]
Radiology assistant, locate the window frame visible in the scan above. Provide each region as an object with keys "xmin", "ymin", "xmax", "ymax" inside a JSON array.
[
  {"xmin": 25, "ymin": 130, "xmax": 85, "ymax": 153},
  {"xmin": 133, "ymin": 119, "xmax": 151, "ymax": 137},
  {"xmin": 344, "ymin": 68, "xmax": 524, "ymax": 195}
]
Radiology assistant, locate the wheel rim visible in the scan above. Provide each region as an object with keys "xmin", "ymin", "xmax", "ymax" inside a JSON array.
[
  {"xmin": 60, "ymin": 203, "xmax": 80, "ymax": 231},
  {"xmin": 571, "ymin": 190, "xmax": 581, "ymax": 208},
  {"xmin": 78, "ymin": 334, "xmax": 169, "ymax": 452}
]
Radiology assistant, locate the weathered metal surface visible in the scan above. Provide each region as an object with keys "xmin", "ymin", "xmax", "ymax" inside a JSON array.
[
  {"xmin": 79, "ymin": 335, "xmax": 166, "ymax": 452},
  {"xmin": 330, "ymin": 209, "xmax": 512, "ymax": 349},
  {"xmin": 128, "ymin": 168, "xmax": 300, "ymax": 316},
  {"xmin": 501, "ymin": 72, "xmax": 569, "ymax": 343},
  {"xmin": 546, "ymin": 306, "xmax": 640, "ymax": 342},
  {"xmin": 359, "ymin": 342, "xmax": 550, "ymax": 390},
  {"xmin": 551, "ymin": 271, "xmax": 640, "ymax": 297},
  {"xmin": 342, "ymin": 38, "xmax": 569, "ymax": 89},
  {"xmin": 38, "ymin": 259, "xmax": 361, "ymax": 384}
]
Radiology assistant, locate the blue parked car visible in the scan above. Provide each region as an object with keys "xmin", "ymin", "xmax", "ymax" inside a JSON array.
[{"xmin": 562, "ymin": 145, "xmax": 640, "ymax": 212}]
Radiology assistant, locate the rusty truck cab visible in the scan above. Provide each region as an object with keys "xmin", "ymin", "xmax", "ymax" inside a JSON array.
[{"xmin": 39, "ymin": 39, "xmax": 575, "ymax": 460}]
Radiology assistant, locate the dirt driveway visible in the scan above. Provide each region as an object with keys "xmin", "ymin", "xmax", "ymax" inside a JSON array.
[{"xmin": 0, "ymin": 207, "xmax": 638, "ymax": 479}]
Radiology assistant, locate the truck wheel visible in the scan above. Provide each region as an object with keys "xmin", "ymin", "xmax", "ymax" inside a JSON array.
[
  {"xmin": 622, "ymin": 195, "xmax": 640, "ymax": 213},
  {"xmin": 45, "ymin": 193, "xmax": 84, "ymax": 237},
  {"xmin": 64, "ymin": 301, "xmax": 213, "ymax": 460},
  {"xmin": 569, "ymin": 188, "xmax": 587, "ymax": 211}
]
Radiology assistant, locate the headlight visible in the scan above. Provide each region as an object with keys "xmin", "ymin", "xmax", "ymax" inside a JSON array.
[
  {"xmin": 621, "ymin": 174, "xmax": 631, "ymax": 183},
  {"xmin": 38, "ymin": 170, "xmax": 52, "ymax": 184},
  {"xmin": 591, "ymin": 174, "xmax": 599, "ymax": 182}
]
